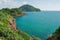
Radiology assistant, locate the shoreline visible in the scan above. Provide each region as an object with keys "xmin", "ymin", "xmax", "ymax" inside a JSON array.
[{"xmin": 14, "ymin": 13, "xmax": 25, "ymax": 17}]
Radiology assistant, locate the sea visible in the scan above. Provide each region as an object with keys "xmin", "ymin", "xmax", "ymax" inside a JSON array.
[{"xmin": 15, "ymin": 11, "xmax": 60, "ymax": 40}]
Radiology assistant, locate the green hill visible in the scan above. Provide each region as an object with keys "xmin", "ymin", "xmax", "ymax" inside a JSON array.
[
  {"xmin": 0, "ymin": 8, "xmax": 41, "ymax": 40},
  {"xmin": 0, "ymin": 8, "xmax": 24, "ymax": 17},
  {"xmin": 19, "ymin": 4, "xmax": 40, "ymax": 12}
]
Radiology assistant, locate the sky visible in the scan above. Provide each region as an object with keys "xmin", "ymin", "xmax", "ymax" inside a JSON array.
[{"xmin": 0, "ymin": 0, "xmax": 60, "ymax": 11}]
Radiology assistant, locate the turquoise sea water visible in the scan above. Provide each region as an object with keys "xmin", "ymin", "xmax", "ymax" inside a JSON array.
[{"xmin": 15, "ymin": 11, "xmax": 60, "ymax": 40}]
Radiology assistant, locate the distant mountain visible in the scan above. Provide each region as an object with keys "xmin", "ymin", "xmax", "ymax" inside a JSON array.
[{"xmin": 19, "ymin": 4, "xmax": 40, "ymax": 12}]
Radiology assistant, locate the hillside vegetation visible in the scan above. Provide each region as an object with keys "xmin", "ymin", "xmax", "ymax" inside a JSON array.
[
  {"xmin": 0, "ymin": 8, "xmax": 40, "ymax": 40},
  {"xmin": 0, "ymin": 8, "xmax": 24, "ymax": 16},
  {"xmin": 47, "ymin": 26, "xmax": 60, "ymax": 40},
  {"xmin": 19, "ymin": 4, "xmax": 40, "ymax": 12}
]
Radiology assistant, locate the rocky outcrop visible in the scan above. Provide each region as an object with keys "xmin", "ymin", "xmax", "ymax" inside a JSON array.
[
  {"xmin": 8, "ymin": 16, "xmax": 16, "ymax": 30},
  {"xmin": 47, "ymin": 36, "xmax": 58, "ymax": 40},
  {"xmin": 47, "ymin": 35, "xmax": 60, "ymax": 40},
  {"xmin": 47, "ymin": 27, "xmax": 60, "ymax": 40}
]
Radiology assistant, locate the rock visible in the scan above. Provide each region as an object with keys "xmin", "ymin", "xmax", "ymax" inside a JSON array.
[{"xmin": 8, "ymin": 17, "xmax": 16, "ymax": 30}]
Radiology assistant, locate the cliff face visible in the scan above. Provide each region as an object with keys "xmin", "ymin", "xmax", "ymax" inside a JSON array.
[
  {"xmin": 47, "ymin": 27, "xmax": 60, "ymax": 40},
  {"xmin": 8, "ymin": 17, "xmax": 16, "ymax": 30},
  {"xmin": 47, "ymin": 36, "xmax": 58, "ymax": 40},
  {"xmin": 0, "ymin": 11, "xmax": 16, "ymax": 30},
  {"xmin": 0, "ymin": 11, "xmax": 40, "ymax": 40}
]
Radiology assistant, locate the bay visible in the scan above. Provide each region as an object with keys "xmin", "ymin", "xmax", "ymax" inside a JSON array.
[{"xmin": 15, "ymin": 11, "xmax": 60, "ymax": 40}]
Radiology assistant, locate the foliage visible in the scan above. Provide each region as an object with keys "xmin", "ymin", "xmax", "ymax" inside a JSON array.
[
  {"xmin": 33, "ymin": 37, "xmax": 41, "ymax": 40},
  {"xmin": 0, "ymin": 9, "xmax": 40, "ymax": 40},
  {"xmin": 53, "ymin": 26, "xmax": 60, "ymax": 38},
  {"xmin": 0, "ymin": 8, "xmax": 24, "ymax": 16},
  {"xmin": 19, "ymin": 4, "xmax": 40, "ymax": 12}
]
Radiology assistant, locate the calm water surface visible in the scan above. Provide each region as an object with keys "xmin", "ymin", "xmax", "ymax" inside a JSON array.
[{"xmin": 15, "ymin": 11, "xmax": 60, "ymax": 40}]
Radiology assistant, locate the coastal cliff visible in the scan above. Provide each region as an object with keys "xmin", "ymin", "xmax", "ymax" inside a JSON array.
[
  {"xmin": 0, "ymin": 9, "xmax": 40, "ymax": 40},
  {"xmin": 8, "ymin": 16, "xmax": 16, "ymax": 30},
  {"xmin": 47, "ymin": 27, "xmax": 60, "ymax": 40}
]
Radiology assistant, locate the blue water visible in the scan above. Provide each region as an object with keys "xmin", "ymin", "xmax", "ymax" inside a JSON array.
[{"xmin": 15, "ymin": 11, "xmax": 60, "ymax": 40}]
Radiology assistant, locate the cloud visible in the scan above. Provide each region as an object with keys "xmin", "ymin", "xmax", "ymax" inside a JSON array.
[
  {"xmin": 22, "ymin": 2, "xmax": 28, "ymax": 4},
  {"xmin": 2, "ymin": 0, "xmax": 9, "ymax": 2},
  {"xmin": 0, "ymin": 0, "xmax": 11, "ymax": 3},
  {"xmin": 0, "ymin": 0, "xmax": 28, "ymax": 9},
  {"xmin": 0, "ymin": 1, "xmax": 2, "ymax": 4}
]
